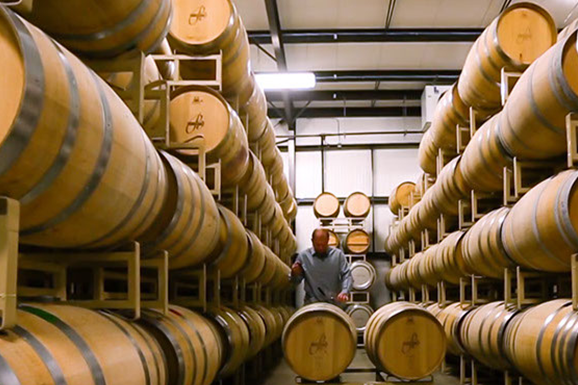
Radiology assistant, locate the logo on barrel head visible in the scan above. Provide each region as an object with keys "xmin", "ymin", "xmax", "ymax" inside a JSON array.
[
  {"xmin": 309, "ymin": 333, "xmax": 328, "ymax": 356},
  {"xmin": 189, "ymin": 6, "xmax": 207, "ymax": 25},
  {"xmin": 186, "ymin": 113, "xmax": 205, "ymax": 133},
  {"xmin": 401, "ymin": 333, "xmax": 420, "ymax": 355}
]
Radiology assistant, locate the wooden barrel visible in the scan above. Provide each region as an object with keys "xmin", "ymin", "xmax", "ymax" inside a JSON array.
[
  {"xmin": 389, "ymin": 182, "xmax": 416, "ymax": 214},
  {"xmin": 314, "ymin": 192, "xmax": 340, "ymax": 218},
  {"xmin": 0, "ymin": 303, "xmax": 166, "ymax": 385},
  {"xmin": 385, "ymin": 261, "xmax": 410, "ymax": 292},
  {"xmin": 364, "ymin": 302, "xmax": 446, "ymax": 380},
  {"xmin": 240, "ymin": 230, "xmax": 266, "ymax": 284},
  {"xmin": 346, "ymin": 304, "xmax": 374, "ymax": 333},
  {"xmin": 0, "ymin": 9, "xmax": 168, "ymax": 249},
  {"xmin": 210, "ymin": 204, "xmax": 250, "ymax": 278},
  {"xmin": 140, "ymin": 305, "xmax": 223, "ymax": 385},
  {"xmin": 240, "ymin": 82, "xmax": 268, "ymax": 143},
  {"xmin": 256, "ymin": 119, "xmax": 278, "ymax": 168},
  {"xmin": 429, "ymin": 84, "xmax": 469, "ymax": 150},
  {"xmin": 406, "ymin": 253, "xmax": 426, "ymax": 290},
  {"xmin": 238, "ymin": 151, "xmax": 270, "ymax": 212},
  {"xmin": 283, "ymin": 303, "xmax": 357, "ymax": 381},
  {"xmin": 418, "ymin": 129, "xmax": 438, "ymax": 175},
  {"xmin": 424, "ymin": 303, "xmax": 444, "ymax": 318},
  {"xmin": 416, "ymin": 189, "xmax": 441, "ymax": 231},
  {"xmin": 328, "ymin": 230, "xmax": 341, "ymax": 248},
  {"xmin": 100, "ymin": 55, "xmax": 163, "ymax": 132},
  {"xmin": 558, "ymin": 18, "xmax": 578, "ymax": 41},
  {"xmin": 503, "ymin": 299, "xmax": 578, "ymax": 385},
  {"xmin": 251, "ymin": 305, "xmax": 280, "ymax": 347},
  {"xmin": 497, "ymin": 29, "xmax": 578, "ymax": 160},
  {"xmin": 434, "ymin": 303, "xmax": 472, "ymax": 356},
  {"xmin": 138, "ymin": 151, "xmax": 220, "ymax": 269},
  {"xmin": 269, "ymin": 307, "xmax": 287, "ymax": 340},
  {"xmin": 460, "ymin": 114, "xmax": 513, "ymax": 192},
  {"xmin": 269, "ymin": 147, "xmax": 291, "ymax": 201},
  {"xmin": 169, "ymin": 0, "xmax": 254, "ymax": 105},
  {"xmin": 279, "ymin": 193, "xmax": 298, "ymax": 222},
  {"xmin": 268, "ymin": 256, "xmax": 291, "ymax": 290},
  {"xmin": 434, "ymin": 230, "xmax": 468, "ymax": 285},
  {"xmin": 502, "ymin": 170, "xmax": 578, "ymax": 272},
  {"xmin": 460, "ymin": 301, "xmax": 517, "ymax": 371},
  {"xmin": 344, "ymin": 192, "xmax": 371, "ymax": 218},
  {"xmin": 238, "ymin": 306, "xmax": 267, "ymax": 359},
  {"xmin": 350, "ymin": 260, "xmax": 376, "ymax": 291},
  {"xmin": 461, "ymin": 207, "xmax": 513, "ymax": 278},
  {"xmin": 15, "ymin": 0, "xmax": 171, "ymax": 58},
  {"xmin": 430, "ymin": 156, "xmax": 470, "ymax": 216},
  {"xmin": 169, "ymin": 86, "xmax": 250, "ymax": 187},
  {"xmin": 345, "ymin": 229, "xmax": 371, "ymax": 254},
  {"xmin": 256, "ymin": 247, "xmax": 278, "ymax": 287},
  {"xmin": 457, "ymin": 3, "xmax": 556, "ymax": 118}
]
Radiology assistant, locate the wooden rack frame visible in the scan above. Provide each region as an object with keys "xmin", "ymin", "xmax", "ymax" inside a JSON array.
[
  {"xmin": 502, "ymin": 157, "xmax": 562, "ymax": 206},
  {"xmin": 459, "ymin": 275, "xmax": 500, "ymax": 308},
  {"xmin": 437, "ymin": 281, "xmax": 460, "ymax": 308},
  {"xmin": 0, "ymin": 197, "xmax": 19, "ymax": 330},
  {"xmin": 503, "ymin": 266, "xmax": 567, "ymax": 310}
]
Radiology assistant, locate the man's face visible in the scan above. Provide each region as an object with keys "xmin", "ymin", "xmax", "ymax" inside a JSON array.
[{"xmin": 312, "ymin": 231, "xmax": 329, "ymax": 255}]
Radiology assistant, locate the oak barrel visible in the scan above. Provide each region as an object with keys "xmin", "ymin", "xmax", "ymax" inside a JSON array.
[
  {"xmin": 429, "ymin": 84, "xmax": 469, "ymax": 150},
  {"xmin": 418, "ymin": 129, "xmax": 438, "ymax": 175},
  {"xmin": 346, "ymin": 304, "xmax": 374, "ymax": 333},
  {"xmin": 430, "ymin": 156, "xmax": 469, "ymax": 216},
  {"xmin": 15, "ymin": 0, "xmax": 172, "ymax": 58},
  {"xmin": 0, "ymin": 303, "xmax": 166, "ymax": 385},
  {"xmin": 313, "ymin": 192, "xmax": 340, "ymax": 218},
  {"xmin": 433, "ymin": 303, "xmax": 472, "ymax": 356},
  {"xmin": 238, "ymin": 306, "xmax": 267, "ymax": 359},
  {"xmin": 457, "ymin": 2, "xmax": 556, "ymax": 118},
  {"xmin": 344, "ymin": 192, "xmax": 371, "ymax": 218},
  {"xmin": 169, "ymin": 86, "xmax": 250, "ymax": 187},
  {"xmin": 328, "ymin": 230, "xmax": 341, "ymax": 248},
  {"xmin": 345, "ymin": 229, "xmax": 371, "ymax": 254},
  {"xmin": 240, "ymin": 230, "xmax": 266, "ymax": 284},
  {"xmin": 389, "ymin": 181, "xmax": 415, "ymax": 215},
  {"xmin": 501, "ymin": 170, "xmax": 578, "ymax": 272},
  {"xmin": 0, "ymin": 8, "xmax": 168, "ymax": 248},
  {"xmin": 138, "ymin": 151, "xmax": 220, "ymax": 269},
  {"xmin": 210, "ymin": 204, "xmax": 250, "ymax": 279},
  {"xmin": 282, "ymin": 303, "xmax": 357, "ymax": 382},
  {"xmin": 434, "ymin": 230, "xmax": 468, "ymax": 285},
  {"xmin": 350, "ymin": 260, "xmax": 376, "ymax": 291},
  {"xmin": 364, "ymin": 302, "xmax": 446, "ymax": 380}
]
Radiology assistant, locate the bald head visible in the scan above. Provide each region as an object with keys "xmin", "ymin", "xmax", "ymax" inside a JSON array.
[{"xmin": 312, "ymin": 228, "xmax": 330, "ymax": 254}]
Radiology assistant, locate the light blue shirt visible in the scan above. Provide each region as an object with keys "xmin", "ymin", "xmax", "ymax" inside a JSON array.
[{"xmin": 291, "ymin": 247, "xmax": 353, "ymax": 305}]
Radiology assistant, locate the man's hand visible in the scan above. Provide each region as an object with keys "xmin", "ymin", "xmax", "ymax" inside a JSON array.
[
  {"xmin": 336, "ymin": 292, "xmax": 349, "ymax": 303},
  {"xmin": 291, "ymin": 262, "xmax": 304, "ymax": 277}
]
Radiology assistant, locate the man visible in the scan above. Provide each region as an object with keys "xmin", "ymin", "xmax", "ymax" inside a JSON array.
[{"xmin": 290, "ymin": 228, "xmax": 352, "ymax": 306}]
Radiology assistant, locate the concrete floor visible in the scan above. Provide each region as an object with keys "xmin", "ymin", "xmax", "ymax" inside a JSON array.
[{"xmin": 262, "ymin": 349, "xmax": 461, "ymax": 385}]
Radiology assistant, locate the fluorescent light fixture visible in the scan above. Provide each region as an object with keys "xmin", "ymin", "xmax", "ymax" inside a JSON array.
[{"xmin": 255, "ymin": 72, "xmax": 316, "ymax": 90}]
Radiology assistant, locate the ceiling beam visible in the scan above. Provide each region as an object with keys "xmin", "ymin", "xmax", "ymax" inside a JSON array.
[
  {"xmin": 312, "ymin": 70, "xmax": 460, "ymax": 83},
  {"xmin": 265, "ymin": 89, "xmax": 423, "ymax": 101},
  {"xmin": 248, "ymin": 28, "xmax": 483, "ymax": 44},
  {"xmin": 268, "ymin": 106, "xmax": 421, "ymax": 118},
  {"xmin": 263, "ymin": 0, "xmax": 295, "ymax": 129}
]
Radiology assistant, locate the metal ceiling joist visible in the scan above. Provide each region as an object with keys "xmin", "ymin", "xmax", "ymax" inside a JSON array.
[
  {"xmin": 312, "ymin": 69, "xmax": 460, "ymax": 83},
  {"xmin": 264, "ymin": 89, "xmax": 422, "ymax": 101},
  {"xmin": 267, "ymin": 106, "xmax": 421, "ymax": 118}
]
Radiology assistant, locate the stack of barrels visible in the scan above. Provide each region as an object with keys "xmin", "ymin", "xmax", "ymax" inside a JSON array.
[
  {"xmin": 282, "ymin": 302, "xmax": 445, "ymax": 382},
  {"xmin": 383, "ymin": 4, "xmax": 578, "ymax": 384},
  {"xmin": 0, "ymin": 0, "xmax": 297, "ymax": 383}
]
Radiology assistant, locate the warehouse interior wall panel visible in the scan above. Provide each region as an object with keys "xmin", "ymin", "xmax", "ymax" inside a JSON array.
[
  {"xmin": 373, "ymin": 148, "xmax": 422, "ymax": 196},
  {"xmin": 324, "ymin": 150, "xmax": 373, "ymax": 197},
  {"xmin": 295, "ymin": 151, "xmax": 323, "ymax": 199}
]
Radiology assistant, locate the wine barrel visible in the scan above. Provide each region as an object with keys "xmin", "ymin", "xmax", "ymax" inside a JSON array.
[
  {"xmin": 269, "ymin": 147, "xmax": 291, "ymax": 201},
  {"xmin": 457, "ymin": 3, "xmax": 556, "ymax": 118},
  {"xmin": 502, "ymin": 170, "xmax": 578, "ymax": 272},
  {"xmin": 346, "ymin": 304, "xmax": 374, "ymax": 333},
  {"xmin": 256, "ymin": 247, "xmax": 279, "ymax": 288},
  {"xmin": 269, "ymin": 307, "xmax": 287, "ymax": 339},
  {"xmin": 238, "ymin": 151, "xmax": 271, "ymax": 212},
  {"xmin": 416, "ymin": 189, "xmax": 442, "ymax": 231},
  {"xmin": 238, "ymin": 306, "xmax": 267, "ymax": 359},
  {"xmin": 169, "ymin": 0, "xmax": 254, "ymax": 105},
  {"xmin": 350, "ymin": 260, "xmax": 376, "ymax": 291},
  {"xmin": 100, "ymin": 55, "xmax": 163, "ymax": 132},
  {"xmin": 210, "ymin": 204, "xmax": 250, "ymax": 279},
  {"xmin": 344, "ymin": 192, "xmax": 371, "ymax": 218},
  {"xmin": 418, "ymin": 129, "xmax": 438, "ymax": 175},
  {"xmin": 435, "ymin": 230, "xmax": 468, "ymax": 285},
  {"xmin": 251, "ymin": 305, "xmax": 280, "ymax": 347},
  {"xmin": 314, "ymin": 192, "xmax": 340, "ymax": 218},
  {"xmin": 240, "ymin": 82, "xmax": 268, "ymax": 142},
  {"xmin": 15, "ymin": 0, "xmax": 172, "ymax": 58},
  {"xmin": 269, "ymin": 256, "xmax": 291, "ymax": 290},
  {"xmin": 385, "ymin": 261, "xmax": 410, "ymax": 292},
  {"xmin": 279, "ymin": 192, "xmax": 298, "ymax": 222},
  {"xmin": 503, "ymin": 299, "xmax": 578, "ymax": 385},
  {"xmin": 345, "ymin": 229, "xmax": 371, "ymax": 254},
  {"xmin": 138, "ymin": 151, "xmax": 220, "ymax": 269},
  {"xmin": 497, "ymin": 29, "xmax": 578, "ymax": 159},
  {"xmin": 328, "ymin": 229, "xmax": 341, "ymax": 248},
  {"xmin": 206, "ymin": 306, "xmax": 250, "ymax": 379},
  {"xmin": 364, "ymin": 302, "xmax": 446, "ymax": 380},
  {"xmin": 140, "ymin": 305, "xmax": 223, "ymax": 385},
  {"xmin": 430, "ymin": 156, "xmax": 470, "ymax": 216},
  {"xmin": 461, "ymin": 207, "xmax": 513, "ymax": 278},
  {"xmin": 389, "ymin": 182, "xmax": 415, "ymax": 215},
  {"xmin": 406, "ymin": 252, "xmax": 425, "ymax": 290},
  {"xmin": 460, "ymin": 301, "xmax": 517, "ymax": 371},
  {"xmin": 558, "ymin": 18, "xmax": 578, "ymax": 41},
  {"xmin": 240, "ymin": 230, "xmax": 266, "ymax": 284},
  {"xmin": 256, "ymin": 119, "xmax": 278, "ymax": 167},
  {"xmin": 460, "ymin": 114, "xmax": 513, "ymax": 192},
  {"xmin": 282, "ymin": 303, "xmax": 357, "ymax": 382},
  {"xmin": 434, "ymin": 303, "xmax": 472, "ymax": 356},
  {"xmin": 0, "ymin": 303, "xmax": 166, "ymax": 385},
  {"xmin": 169, "ymin": 86, "xmax": 250, "ymax": 187},
  {"xmin": 429, "ymin": 84, "xmax": 469, "ymax": 150},
  {"xmin": 0, "ymin": 8, "xmax": 168, "ymax": 248}
]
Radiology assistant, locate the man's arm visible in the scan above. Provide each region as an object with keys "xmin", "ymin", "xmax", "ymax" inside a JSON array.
[
  {"xmin": 289, "ymin": 253, "xmax": 305, "ymax": 284},
  {"xmin": 339, "ymin": 251, "xmax": 353, "ymax": 295}
]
